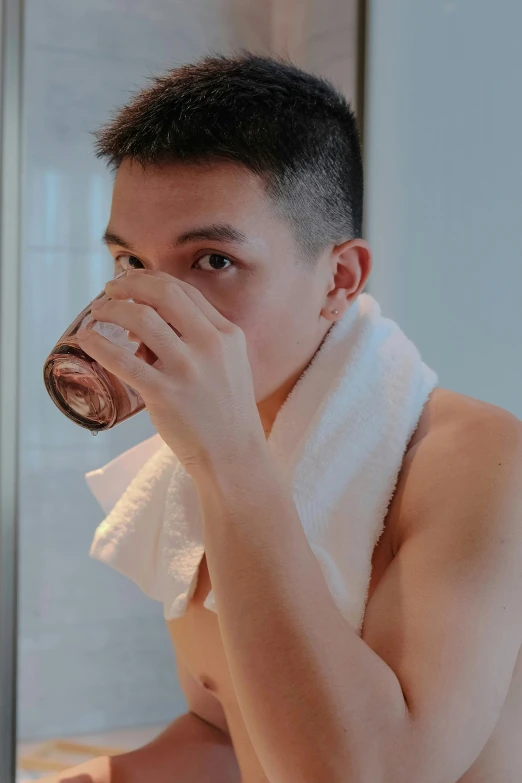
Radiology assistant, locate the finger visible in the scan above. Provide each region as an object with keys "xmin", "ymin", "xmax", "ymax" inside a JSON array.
[
  {"xmin": 168, "ymin": 276, "xmax": 236, "ymax": 333},
  {"xmin": 105, "ymin": 272, "xmax": 208, "ymax": 343},
  {"xmin": 76, "ymin": 324, "xmax": 161, "ymax": 399},
  {"xmin": 107, "ymin": 270, "xmax": 235, "ymax": 337},
  {"xmin": 89, "ymin": 297, "xmax": 189, "ymax": 371}
]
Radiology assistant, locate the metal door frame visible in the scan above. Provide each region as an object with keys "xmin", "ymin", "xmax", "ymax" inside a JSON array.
[{"xmin": 0, "ymin": 0, "xmax": 23, "ymax": 779}]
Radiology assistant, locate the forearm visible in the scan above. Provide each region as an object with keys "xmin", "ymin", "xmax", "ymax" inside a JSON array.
[
  {"xmin": 195, "ymin": 449, "xmax": 408, "ymax": 783},
  {"xmin": 38, "ymin": 713, "xmax": 241, "ymax": 783}
]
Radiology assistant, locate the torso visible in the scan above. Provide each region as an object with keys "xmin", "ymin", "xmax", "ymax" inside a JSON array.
[{"xmin": 167, "ymin": 387, "xmax": 522, "ymax": 782}]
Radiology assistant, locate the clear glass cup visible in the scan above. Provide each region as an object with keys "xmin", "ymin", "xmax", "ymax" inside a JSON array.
[{"xmin": 42, "ymin": 281, "xmax": 158, "ymax": 435}]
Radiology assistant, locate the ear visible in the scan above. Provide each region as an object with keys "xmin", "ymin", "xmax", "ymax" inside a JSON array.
[{"xmin": 321, "ymin": 239, "xmax": 372, "ymax": 321}]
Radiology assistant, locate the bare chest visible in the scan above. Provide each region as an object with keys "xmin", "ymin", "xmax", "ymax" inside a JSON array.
[
  {"xmin": 166, "ymin": 388, "xmax": 522, "ymax": 781},
  {"xmin": 166, "ymin": 507, "xmax": 395, "ymax": 782},
  {"xmin": 167, "ymin": 533, "xmax": 522, "ymax": 783},
  {"xmin": 166, "ymin": 387, "xmax": 444, "ymax": 703},
  {"xmin": 167, "ymin": 499, "xmax": 394, "ymax": 692},
  {"xmin": 167, "ymin": 553, "xmax": 234, "ymax": 698}
]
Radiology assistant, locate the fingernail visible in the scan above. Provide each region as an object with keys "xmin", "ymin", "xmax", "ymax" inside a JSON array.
[{"xmin": 114, "ymin": 271, "xmax": 127, "ymax": 279}]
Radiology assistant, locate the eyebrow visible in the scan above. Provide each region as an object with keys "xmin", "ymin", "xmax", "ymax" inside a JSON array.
[{"xmin": 102, "ymin": 223, "xmax": 249, "ymax": 250}]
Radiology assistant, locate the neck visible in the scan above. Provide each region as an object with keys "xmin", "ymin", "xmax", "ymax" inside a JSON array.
[
  {"xmin": 257, "ymin": 378, "xmax": 296, "ymax": 439},
  {"xmin": 257, "ymin": 354, "xmax": 315, "ymax": 438},
  {"xmin": 257, "ymin": 330, "xmax": 331, "ymax": 438}
]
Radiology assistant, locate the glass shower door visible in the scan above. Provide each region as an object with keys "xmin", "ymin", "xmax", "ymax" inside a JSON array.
[{"xmin": 0, "ymin": 1, "xmax": 362, "ymax": 779}]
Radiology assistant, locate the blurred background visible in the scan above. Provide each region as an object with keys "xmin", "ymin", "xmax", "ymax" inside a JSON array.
[{"xmin": 0, "ymin": 0, "xmax": 520, "ymax": 781}]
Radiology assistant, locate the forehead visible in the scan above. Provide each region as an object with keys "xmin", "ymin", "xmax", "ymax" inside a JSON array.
[{"xmin": 111, "ymin": 159, "xmax": 275, "ymax": 229}]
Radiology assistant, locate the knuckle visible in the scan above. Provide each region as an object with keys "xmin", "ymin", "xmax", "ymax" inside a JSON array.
[
  {"xmin": 117, "ymin": 354, "xmax": 143, "ymax": 381},
  {"xmin": 153, "ymin": 289, "xmax": 172, "ymax": 310},
  {"xmin": 176, "ymin": 358, "xmax": 198, "ymax": 383},
  {"xmin": 227, "ymin": 322, "xmax": 244, "ymax": 338},
  {"xmin": 121, "ymin": 355, "xmax": 150, "ymax": 384},
  {"xmin": 132, "ymin": 367, "xmax": 156, "ymax": 391},
  {"xmin": 173, "ymin": 278, "xmax": 195, "ymax": 294},
  {"xmin": 205, "ymin": 329, "xmax": 227, "ymax": 353},
  {"xmin": 224, "ymin": 322, "xmax": 245, "ymax": 344},
  {"xmin": 128, "ymin": 366, "xmax": 145, "ymax": 385},
  {"xmin": 134, "ymin": 303, "xmax": 157, "ymax": 327},
  {"xmin": 204, "ymin": 326, "xmax": 222, "ymax": 344}
]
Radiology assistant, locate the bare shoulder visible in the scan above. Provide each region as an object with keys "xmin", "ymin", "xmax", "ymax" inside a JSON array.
[
  {"xmin": 389, "ymin": 387, "xmax": 522, "ymax": 553},
  {"xmin": 407, "ymin": 386, "xmax": 521, "ymax": 450},
  {"xmin": 363, "ymin": 389, "xmax": 522, "ymax": 781}
]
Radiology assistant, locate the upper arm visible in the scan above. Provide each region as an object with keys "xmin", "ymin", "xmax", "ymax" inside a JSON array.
[
  {"xmin": 176, "ymin": 654, "xmax": 230, "ymax": 737},
  {"xmin": 361, "ymin": 408, "xmax": 522, "ymax": 783}
]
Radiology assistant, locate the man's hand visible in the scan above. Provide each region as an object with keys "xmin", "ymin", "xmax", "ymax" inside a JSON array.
[{"xmin": 77, "ymin": 269, "xmax": 266, "ymax": 475}]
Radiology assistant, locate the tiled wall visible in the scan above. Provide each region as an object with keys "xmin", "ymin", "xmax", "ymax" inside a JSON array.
[{"xmin": 19, "ymin": 0, "xmax": 241, "ymax": 741}]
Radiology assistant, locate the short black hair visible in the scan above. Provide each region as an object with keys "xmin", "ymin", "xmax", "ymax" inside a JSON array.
[{"xmin": 95, "ymin": 52, "xmax": 363, "ymax": 264}]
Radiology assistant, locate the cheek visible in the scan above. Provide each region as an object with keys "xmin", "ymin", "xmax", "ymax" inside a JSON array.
[
  {"xmin": 229, "ymin": 292, "xmax": 289, "ymax": 338},
  {"xmin": 219, "ymin": 275, "xmax": 320, "ymax": 370},
  {"xmin": 239, "ymin": 306, "xmax": 304, "ymax": 375},
  {"xmin": 238, "ymin": 281, "xmax": 314, "ymax": 340}
]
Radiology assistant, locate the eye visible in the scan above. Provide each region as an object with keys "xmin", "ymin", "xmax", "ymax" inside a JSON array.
[
  {"xmin": 194, "ymin": 253, "xmax": 234, "ymax": 273},
  {"xmin": 116, "ymin": 255, "xmax": 144, "ymax": 271}
]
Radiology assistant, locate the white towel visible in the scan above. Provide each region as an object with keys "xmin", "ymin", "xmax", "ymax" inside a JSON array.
[{"xmin": 87, "ymin": 293, "xmax": 438, "ymax": 632}]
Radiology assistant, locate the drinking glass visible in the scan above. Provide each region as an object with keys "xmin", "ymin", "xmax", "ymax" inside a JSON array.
[{"xmin": 42, "ymin": 279, "xmax": 158, "ymax": 434}]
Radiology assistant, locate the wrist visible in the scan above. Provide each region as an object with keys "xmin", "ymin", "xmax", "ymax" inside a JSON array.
[{"xmin": 190, "ymin": 434, "xmax": 274, "ymax": 494}]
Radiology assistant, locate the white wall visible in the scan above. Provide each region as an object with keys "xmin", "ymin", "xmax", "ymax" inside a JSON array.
[{"xmin": 365, "ymin": 0, "xmax": 522, "ymax": 419}]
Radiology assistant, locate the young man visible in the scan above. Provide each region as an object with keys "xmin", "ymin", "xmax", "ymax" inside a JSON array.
[{"xmin": 42, "ymin": 54, "xmax": 522, "ymax": 783}]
